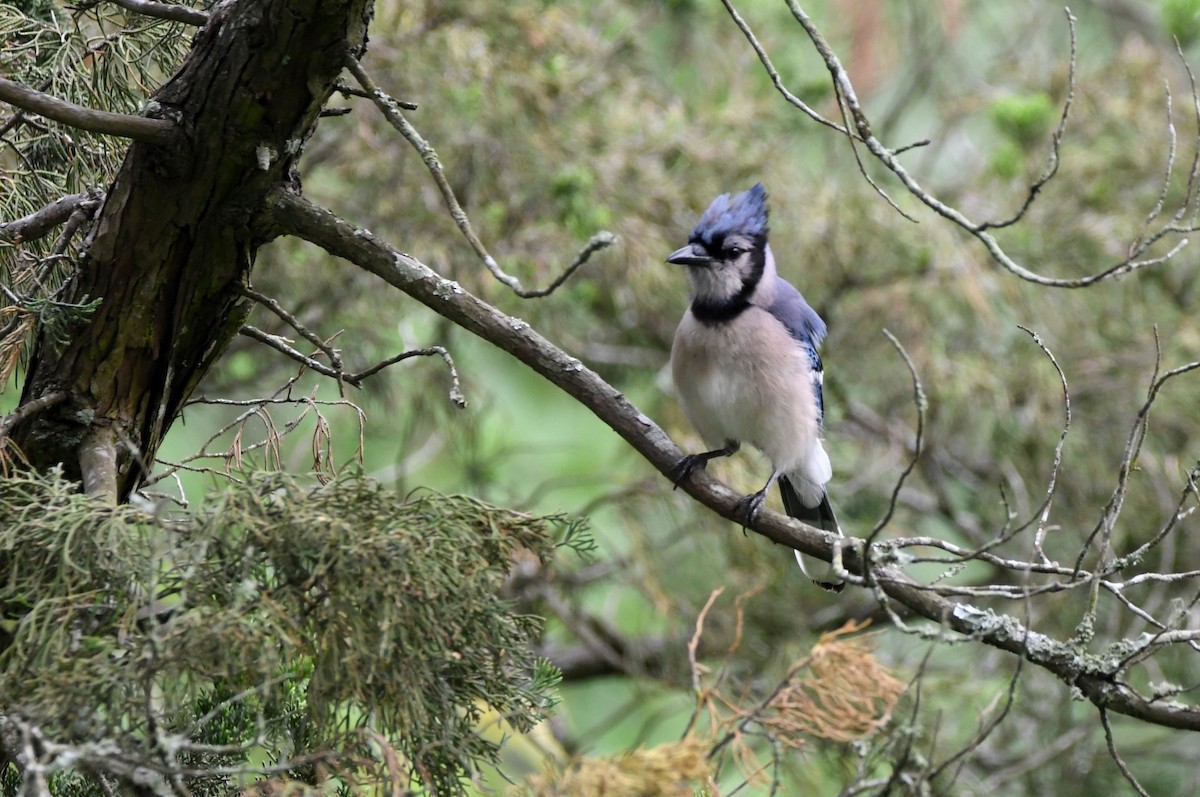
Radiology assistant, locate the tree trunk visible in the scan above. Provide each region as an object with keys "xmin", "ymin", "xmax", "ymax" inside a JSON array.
[{"xmin": 12, "ymin": 0, "xmax": 373, "ymax": 500}]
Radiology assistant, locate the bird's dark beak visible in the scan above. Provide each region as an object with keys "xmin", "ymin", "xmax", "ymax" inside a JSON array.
[{"xmin": 666, "ymin": 244, "xmax": 714, "ymax": 268}]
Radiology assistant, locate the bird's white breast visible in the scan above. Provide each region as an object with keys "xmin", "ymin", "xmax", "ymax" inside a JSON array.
[{"xmin": 670, "ymin": 307, "xmax": 820, "ymax": 474}]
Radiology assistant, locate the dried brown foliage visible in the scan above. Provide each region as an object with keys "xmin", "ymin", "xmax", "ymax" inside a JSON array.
[{"xmin": 520, "ymin": 737, "xmax": 715, "ymax": 797}]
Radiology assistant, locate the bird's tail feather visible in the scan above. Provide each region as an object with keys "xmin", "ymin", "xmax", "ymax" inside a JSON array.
[{"xmin": 780, "ymin": 476, "xmax": 844, "ymax": 592}]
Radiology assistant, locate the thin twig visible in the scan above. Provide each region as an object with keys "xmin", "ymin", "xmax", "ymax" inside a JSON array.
[
  {"xmin": 681, "ymin": 587, "xmax": 724, "ymax": 738},
  {"xmin": 343, "ymin": 56, "xmax": 615, "ymax": 297},
  {"xmin": 1100, "ymin": 708, "xmax": 1152, "ymax": 797},
  {"xmin": 239, "ymin": 324, "xmax": 343, "ymax": 382},
  {"xmin": 243, "ymin": 285, "xmax": 343, "ymax": 372},
  {"xmin": 1132, "ymin": 80, "xmax": 1177, "ymax": 252},
  {"xmin": 976, "ymin": 9, "xmax": 1078, "ymax": 231},
  {"xmin": 238, "ymin": 324, "xmax": 465, "ymax": 406},
  {"xmin": 1016, "ymin": 325, "xmax": 1071, "ymax": 565},
  {"xmin": 715, "ymin": 0, "xmax": 853, "ymax": 137},
  {"xmin": 350, "ymin": 346, "xmax": 466, "ymax": 408},
  {"xmin": 865, "ymin": 330, "xmax": 926, "ymax": 545},
  {"xmin": 1072, "ymin": 338, "xmax": 1200, "ymax": 578},
  {"xmin": 728, "ymin": 2, "xmax": 1196, "ymax": 288}
]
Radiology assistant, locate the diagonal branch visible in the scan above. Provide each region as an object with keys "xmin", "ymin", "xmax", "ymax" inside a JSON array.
[
  {"xmin": 0, "ymin": 78, "xmax": 176, "ymax": 146},
  {"xmin": 265, "ymin": 187, "xmax": 1200, "ymax": 733},
  {"xmin": 242, "ymin": 285, "xmax": 343, "ymax": 372}
]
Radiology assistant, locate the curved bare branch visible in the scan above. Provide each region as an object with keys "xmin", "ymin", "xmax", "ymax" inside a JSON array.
[{"xmin": 267, "ymin": 186, "xmax": 1200, "ymax": 733}]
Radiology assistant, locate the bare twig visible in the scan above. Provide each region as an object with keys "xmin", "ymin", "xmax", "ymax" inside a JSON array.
[
  {"xmin": 1100, "ymin": 708, "xmax": 1152, "ymax": 797},
  {"xmin": 144, "ymin": 376, "xmax": 366, "ymax": 488},
  {"xmin": 0, "ymin": 390, "xmax": 67, "ymax": 438},
  {"xmin": 343, "ymin": 56, "xmax": 616, "ymax": 297},
  {"xmin": 239, "ymin": 324, "xmax": 340, "ymax": 381},
  {"xmin": 334, "ymin": 80, "xmax": 415, "ymax": 107},
  {"xmin": 682, "ymin": 588, "xmax": 724, "ymax": 738},
  {"xmin": 238, "ymin": 323, "xmax": 465, "ymax": 406},
  {"xmin": 976, "ymin": 10, "xmax": 1078, "ymax": 231},
  {"xmin": 351, "ymin": 346, "xmax": 467, "ymax": 408},
  {"xmin": 0, "ymin": 78, "xmax": 176, "ymax": 146},
  {"xmin": 1017, "ymin": 325, "xmax": 1071, "ymax": 565},
  {"xmin": 1073, "ymin": 335, "xmax": 1200, "ymax": 578},
  {"xmin": 715, "ymin": 0, "xmax": 853, "ymax": 137},
  {"xmin": 0, "ymin": 390, "xmax": 67, "ymax": 474},
  {"xmin": 727, "ymin": 2, "xmax": 1198, "ymax": 288},
  {"xmin": 864, "ymin": 330, "xmax": 926, "ymax": 548},
  {"xmin": 243, "ymin": 285, "xmax": 343, "ymax": 371},
  {"xmin": 926, "ymin": 605, "xmax": 1029, "ymax": 785}
]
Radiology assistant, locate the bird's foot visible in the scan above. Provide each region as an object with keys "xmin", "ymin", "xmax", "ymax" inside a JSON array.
[
  {"xmin": 733, "ymin": 488, "xmax": 769, "ymax": 527},
  {"xmin": 672, "ymin": 454, "xmax": 707, "ymax": 489}
]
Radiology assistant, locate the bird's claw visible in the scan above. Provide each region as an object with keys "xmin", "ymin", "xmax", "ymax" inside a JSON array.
[
  {"xmin": 733, "ymin": 489, "xmax": 768, "ymax": 527},
  {"xmin": 671, "ymin": 454, "xmax": 706, "ymax": 489}
]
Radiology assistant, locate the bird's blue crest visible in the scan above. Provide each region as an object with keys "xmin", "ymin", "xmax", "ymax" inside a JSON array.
[{"xmin": 691, "ymin": 182, "xmax": 769, "ymax": 246}]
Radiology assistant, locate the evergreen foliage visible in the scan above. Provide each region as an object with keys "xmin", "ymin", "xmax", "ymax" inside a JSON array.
[{"xmin": 0, "ymin": 469, "xmax": 569, "ymax": 795}]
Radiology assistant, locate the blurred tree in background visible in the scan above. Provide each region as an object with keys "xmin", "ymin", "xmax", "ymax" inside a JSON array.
[{"xmin": 2, "ymin": 0, "xmax": 1199, "ymax": 794}]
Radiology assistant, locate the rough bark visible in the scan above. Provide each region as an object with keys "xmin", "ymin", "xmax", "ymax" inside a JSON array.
[{"xmin": 12, "ymin": 0, "xmax": 373, "ymax": 499}]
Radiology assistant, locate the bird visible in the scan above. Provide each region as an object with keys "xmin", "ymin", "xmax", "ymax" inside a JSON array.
[{"xmin": 667, "ymin": 183, "xmax": 843, "ymax": 590}]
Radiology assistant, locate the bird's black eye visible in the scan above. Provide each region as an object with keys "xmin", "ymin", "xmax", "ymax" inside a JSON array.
[{"xmin": 725, "ymin": 245, "xmax": 746, "ymax": 257}]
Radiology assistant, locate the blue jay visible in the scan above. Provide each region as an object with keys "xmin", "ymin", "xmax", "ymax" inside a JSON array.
[{"xmin": 668, "ymin": 183, "xmax": 843, "ymax": 590}]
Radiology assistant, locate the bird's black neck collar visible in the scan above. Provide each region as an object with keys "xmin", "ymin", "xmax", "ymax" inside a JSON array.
[
  {"xmin": 691, "ymin": 293, "xmax": 751, "ymax": 324},
  {"xmin": 690, "ymin": 242, "xmax": 766, "ymax": 325}
]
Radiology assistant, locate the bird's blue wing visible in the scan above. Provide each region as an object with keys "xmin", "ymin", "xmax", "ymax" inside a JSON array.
[{"xmin": 765, "ymin": 276, "xmax": 827, "ymax": 425}]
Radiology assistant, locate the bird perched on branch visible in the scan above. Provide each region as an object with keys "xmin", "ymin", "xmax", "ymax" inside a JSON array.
[{"xmin": 667, "ymin": 183, "xmax": 843, "ymax": 590}]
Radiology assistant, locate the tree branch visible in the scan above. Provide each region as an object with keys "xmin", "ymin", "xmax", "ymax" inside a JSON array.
[
  {"xmin": 107, "ymin": 0, "xmax": 209, "ymax": 26},
  {"xmin": 0, "ymin": 392, "xmax": 68, "ymax": 470},
  {"xmin": 0, "ymin": 190, "xmax": 104, "ymax": 244},
  {"xmin": 0, "ymin": 78, "xmax": 176, "ymax": 146},
  {"xmin": 242, "ymin": 285, "xmax": 343, "ymax": 370},
  {"xmin": 0, "ymin": 391, "xmax": 67, "ymax": 438},
  {"xmin": 266, "ymin": 186, "xmax": 1200, "ymax": 733}
]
